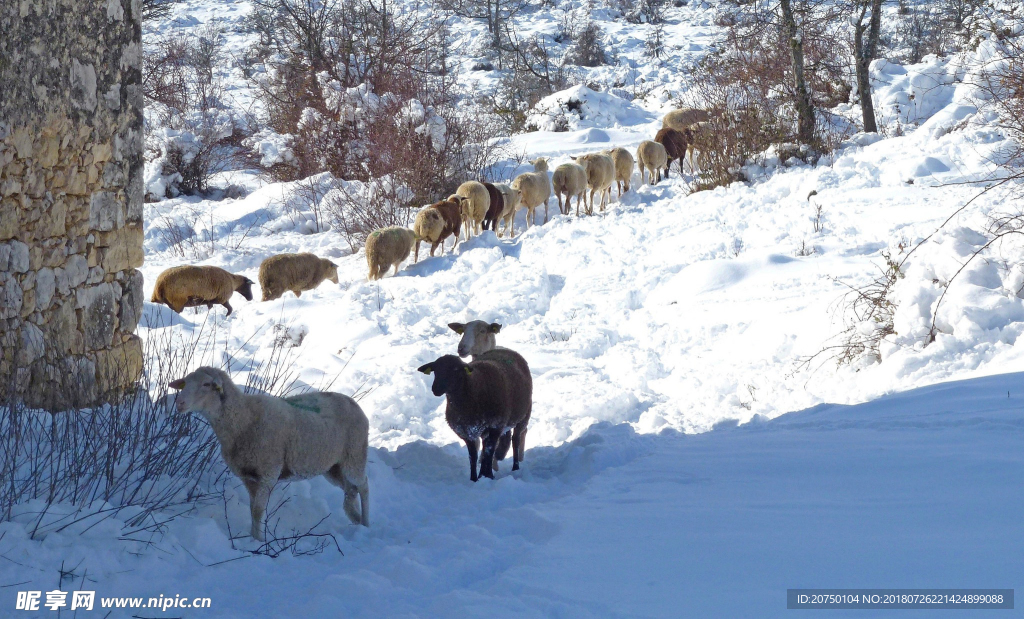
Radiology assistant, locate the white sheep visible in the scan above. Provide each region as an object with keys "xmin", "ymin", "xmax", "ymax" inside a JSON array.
[
  {"xmin": 365, "ymin": 226, "xmax": 416, "ymax": 280},
  {"xmin": 551, "ymin": 162, "xmax": 588, "ymax": 217},
  {"xmin": 511, "ymin": 158, "xmax": 552, "ymax": 228},
  {"xmin": 662, "ymin": 107, "xmax": 712, "ymax": 132},
  {"xmin": 456, "ymin": 181, "xmax": 490, "ymax": 239},
  {"xmin": 604, "ymin": 147, "xmax": 635, "ymax": 197},
  {"xmin": 637, "ymin": 140, "xmax": 668, "ymax": 185},
  {"xmin": 571, "ymin": 153, "xmax": 615, "ymax": 214},
  {"xmin": 494, "ymin": 183, "xmax": 522, "ymax": 238},
  {"xmin": 170, "ymin": 367, "xmax": 370, "ymax": 541}
]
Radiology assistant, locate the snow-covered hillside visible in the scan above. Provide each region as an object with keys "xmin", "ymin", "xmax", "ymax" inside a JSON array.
[{"xmin": 4, "ymin": 0, "xmax": 1024, "ymax": 615}]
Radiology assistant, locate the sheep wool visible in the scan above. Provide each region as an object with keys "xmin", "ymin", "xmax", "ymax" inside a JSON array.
[
  {"xmin": 605, "ymin": 147, "xmax": 635, "ymax": 197},
  {"xmin": 655, "ymin": 127, "xmax": 689, "ymax": 177},
  {"xmin": 572, "ymin": 153, "xmax": 615, "ymax": 214},
  {"xmin": 418, "ymin": 350, "xmax": 532, "ymax": 481},
  {"xmin": 637, "ymin": 140, "xmax": 669, "ymax": 186},
  {"xmin": 456, "ymin": 181, "xmax": 490, "ymax": 239},
  {"xmin": 511, "ymin": 158, "xmax": 552, "ymax": 228},
  {"xmin": 662, "ymin": 107, "xmax": 711, "ymax": 131},
  {"xmin": 493, "ymin": 183, "xmax": 521, "ymax": 238},
  {"xmin": 551, "ymin": 162, "xmax": 588, "ymax": 216},
  {"xmin": 258, "ymin": 253, "xmax": 339, "ymax": 301},
  {"xmin": 151, "ymin": 265, "xmax": 254, "ymax": 315},
  {"xmin": 169, "ymin": 367, "xmax": 370, "ymax": 540},
  {"xmin": 366, "ymin": 226, "xmax": 416, "ymax": 280}
]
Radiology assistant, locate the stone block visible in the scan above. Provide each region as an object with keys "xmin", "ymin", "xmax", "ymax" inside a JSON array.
[
  {"xmin": 88, "ymin": 190, "xmax": 124, "ymax": 231},
  {"xmin": 95, "ymin": 335, "xmax": 143, "ymax": 395},
  {"xmin": 118, "ymin": 268, "xmax": 143, "ymax": 333},
  {"xmin": 76, "ymin": 282, "xmax": 117, "ymax": 350}
]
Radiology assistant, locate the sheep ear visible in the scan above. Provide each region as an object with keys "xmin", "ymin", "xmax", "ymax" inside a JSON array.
[
  {"xmin": 417, "ymin": 363, "xmax": 433, "ymax": 375},
  {"xmin": 464, "ymin": 366, "xmax": 473, "ymax": 375},
  {"xmin": 489, "ymin": 323, "xmax": 502, "ymax": 333},
  {"xmin": 448, "ymin": 322, "xmax": 465, "ymax": 334},
  {"xmin": 169, "ymin": 378, "xmax": 186, "ymax": 390}
]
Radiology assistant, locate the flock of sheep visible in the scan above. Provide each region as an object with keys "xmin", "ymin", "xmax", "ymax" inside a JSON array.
[
  {"xmin": 169, "ymin": 320, "xmax": 530, "ymax": 540},
  {"xmin": 154, "ymin": 108, "xmax": 709, "ymax": 540}
]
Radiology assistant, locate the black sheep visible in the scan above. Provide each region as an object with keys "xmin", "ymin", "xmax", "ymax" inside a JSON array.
[{"xmin": 417, "ymin": 350, "xmax": 532, "ymax": 481}]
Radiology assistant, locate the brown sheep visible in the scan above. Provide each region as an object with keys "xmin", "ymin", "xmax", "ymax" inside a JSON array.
[
  {"xmin": 456, "ymin": 181, "xmax": 490, "ymax": 239},
  {"xmin": 414, "ymin": 196, "xmax": 464, "ymax": 261},
  {"xmin": 655, "ymin": 127, "xmax": 689, "ymax": 177},
  {"xmin": 604, "ymin": 147, "xmax": 635, "ymax": 197},
  {"xmin": 662, "ymin": 107, "xmax": 712, "ymax": 132},
  {"xmin": 258, "ymin": 253, "xmax": 339, "ymax": 301},
  {"xmin": 637, "ymin": 140, "xmax": 668, "ymax": 185},
  {"xmin": 481, "ymin": 182, "xmax": 504, "ymax": 233},
  {"xmin": 151, "ymin": 265, "xmax": 254, "ymax": 316},
  {"xmin": 365, "ymin": 227, "xmax": 416, "ymax": 280}
]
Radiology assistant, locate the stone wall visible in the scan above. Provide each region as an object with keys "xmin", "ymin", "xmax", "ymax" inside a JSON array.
[{"xmin": 1, "ymin": 0, "xmax": 144, "ymax": 410}]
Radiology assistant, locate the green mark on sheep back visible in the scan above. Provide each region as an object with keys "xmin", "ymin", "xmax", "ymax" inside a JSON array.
[
  {"xmin": 285, "ymin": 394, "xmax": 322, "ymax": 414},
  {"xmin": 369, "ymin": 230, "xmax": 381, "ymax": 240}
]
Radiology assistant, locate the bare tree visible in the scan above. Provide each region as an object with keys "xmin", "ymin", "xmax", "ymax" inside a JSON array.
[
  {"xmin": 852, "ymin": 0, "xmax": 884, "ymax": 133},
  {"xmin": 779, "ymin": 0, "xmax": 816, "ymax": 144},
  {"xmin": 436, "ymin": 0, "xmax": 530, "ymax": 53}
]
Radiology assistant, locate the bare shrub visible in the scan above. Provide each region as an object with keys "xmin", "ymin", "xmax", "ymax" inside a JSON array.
[
  {"xmin": 143, "ymin": 26, "xmax": 241, "ymax": 198},
  {"xmin": 685, "ymin": 0, "xmax": 855, "ymax": 190},
  {"xmin": 246, "ymin": 0, "xmax": 510, "ymax": 246},
  {"xmin": 142, "ymin": 0, "xmax": 179, "ymax": 20}
]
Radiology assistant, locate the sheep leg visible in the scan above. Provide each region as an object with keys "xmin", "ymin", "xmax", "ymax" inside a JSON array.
[
  {"xmin": 478, "ymin": 428, "xmax": 502, "ymax": 480},
  {"xmin": 221, "ymin": 301, "xmax": 233, "ymax": 316},
  {"xmin": 463, "ymin": 436, "xmax": 479, "ymax": 482},
  {"xmin": 512, "ymin": 422, "xmax": 528, "ymax": 470},
  {"xmin": 543, "ymin": 198, "xmax": 549, "ymax": 224},
  {"xmin": 415, "ymin": 240, "xmax": 420, "ymax": 263},
  {"xmin": 245, "ymin": 477, "xmax": 275, "ymax": 542}
]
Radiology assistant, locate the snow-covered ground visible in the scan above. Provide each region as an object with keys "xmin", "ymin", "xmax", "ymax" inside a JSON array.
[
  {"xmin": 4, "ymin": 373, "xmax": 1022, "ymax": 616},
  {"xmin": 4, "ymin": 0, "xmax": 1024, "ymax": 615}
]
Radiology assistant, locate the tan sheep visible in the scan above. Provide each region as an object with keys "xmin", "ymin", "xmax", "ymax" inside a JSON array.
[
  {"xmin": 551, "ymin": 162, "xmax": 588, "ymax": 217},
  {"xmin": 604, "ymin": 147, "xmax": 635, "ymax": 197},
  {"xmin": 170, "ymin": 367, "xmax": 370, "ymax": 540},
  {"xmin": 662, "ymin": 107, "xmax": 712, "ymax": 131},
  {"xmin": 258, "ymin": 253, "xmax": 339, "ymax": 301},
  {"xmin": 151, "ymin": 265, "xmax": 254, "ymax": 316},
  {"xmin": 637, "ymin": 140, "xmax": 669, "ymax": 185},
  {"xmin": 571, "ymin": 153, "xmax": 615, "ymax": 214},
  {"xmin": 365, "ymin": 226, "xmax": 416, "ymax": 280},
  {"xmin": 494, "ymin": 183, "xmax": 522, "ymax": 238},
  {"xmin": 511, "ymin": 158, "xmax": 551, "ymax": 228},
  {"xmin": 684, "ymin": 121, "xmax": 712, "ymax": 173},
  {"xmin": 456, "ymin": 181, "xmax": 490, "ymax": 240}
]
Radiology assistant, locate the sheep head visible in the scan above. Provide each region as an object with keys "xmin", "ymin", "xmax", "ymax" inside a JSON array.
[
  {"xmin": 417, "ymin": 355, "xmax": 472, "ymax": 396},
  {"xmin": 169, "ymin": 366, "xmax": 231, "ymax": 420},
  {"xmin": 235, "ymin": 277, "xmax": 255, "ymax": 301},
  {"xmin": 530, "ymin": 157, "xmax": 549, "ymax": 172},
  {"xmin": 449, "ymin": 320, "xmax": 501, "ymax": 358},
  {"xmin": 325, "ymin": 260, "xmax": 340, "ymax": 284}
]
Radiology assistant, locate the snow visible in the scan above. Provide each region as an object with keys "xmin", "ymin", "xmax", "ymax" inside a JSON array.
[
  {"xmin": 4, "ymin": 375, "xmax": 1022, "ymax": 616},
  {"xmin": 5, "ymin": 0, "xmax": 1024, "ymax": 614}
]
